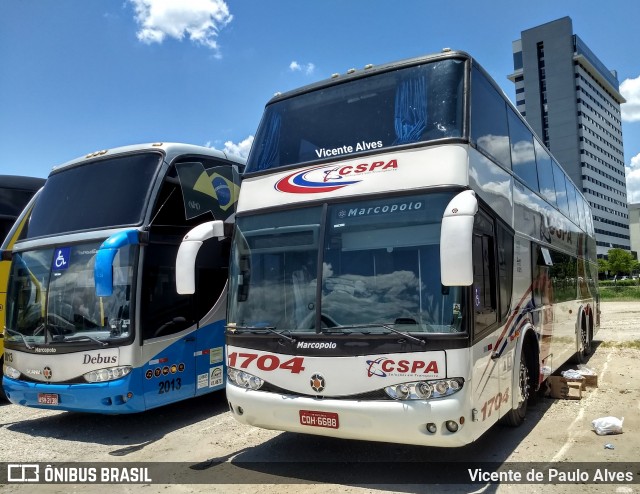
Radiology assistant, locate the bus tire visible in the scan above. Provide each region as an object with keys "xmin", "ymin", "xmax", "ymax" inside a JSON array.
[
  {"xmin": 573, "ymin": 317, "xmax": 591, "ymax": 365},
  {"xmin": 501, "ymin": 349, "xmax": 530, "ymax": 427}
]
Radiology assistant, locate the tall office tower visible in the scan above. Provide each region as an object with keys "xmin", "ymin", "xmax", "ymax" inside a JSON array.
[{"xmin": 508, "ymin": 17, "xmax": 629, "ymax": 258}]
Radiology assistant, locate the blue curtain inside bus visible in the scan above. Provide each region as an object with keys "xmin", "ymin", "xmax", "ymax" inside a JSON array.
[
  {"xmin": 393, "ymin": 75, "xmax": 427, "ymax": 144},
  {"xmin": 255, "ymin": 112, "xmax": 282, "ymax": 171}
]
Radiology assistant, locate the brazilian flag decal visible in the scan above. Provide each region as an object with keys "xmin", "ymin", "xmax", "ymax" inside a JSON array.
[{"xmin": 176, "ymin": 162, "xmax": 240, "ymax": 221}]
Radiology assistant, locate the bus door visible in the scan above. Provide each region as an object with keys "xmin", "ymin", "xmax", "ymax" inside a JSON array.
[
  {"xmin": 470, "ymin": 211, "xmax": 505, "ymax": 424},
  {"xmin": 140, "ymin": 238, "xmax": 197, "ymax": 407},
  {"xmin": 532, "ymin": 244, "xmax": 554, "ymax": 373}
]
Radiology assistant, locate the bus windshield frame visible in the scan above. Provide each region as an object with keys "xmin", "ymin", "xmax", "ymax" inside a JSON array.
[{"xmin": 246, "ymin": 57, "xmax": 466, "ymax": 173}]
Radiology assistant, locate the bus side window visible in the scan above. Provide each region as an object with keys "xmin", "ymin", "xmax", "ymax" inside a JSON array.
[
  {"xmin": 141, "ymin": 240, "xmax": 194, "ymax": 340},
  {"xmin": 470, "ymin": 66, "xmax": 511, "ymax": 170},
  {"xmin": 194, "ymin": 235, "xmax": 228, "ymax": 320}
]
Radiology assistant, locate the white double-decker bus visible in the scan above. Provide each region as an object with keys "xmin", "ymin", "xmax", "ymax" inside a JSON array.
[{"xmin": 180, "ymin": 50, "xmax": 599, "ymax": 446}]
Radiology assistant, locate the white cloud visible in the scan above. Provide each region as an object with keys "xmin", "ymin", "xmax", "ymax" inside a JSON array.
[
  {"xmin": 129, "ymin": 0, "xmax": 232, "ymax": 56},
  {"xmin": 510, "ymin": 140, "xmax": 535, "ymax": 165},
  {"xmin": 626, "ymin": 152, "xmax": 640, "ymax": 204},
  {"xmin": 621, "ymin": 75, "xmax": 640, "ymax": 122},
  {"xmin": 207, "ymin": 135, "xmax": 254, "ymax": 159},
  {"xmin": 289, "ymin": 60, "xmax": 315, "ymax": 75}
]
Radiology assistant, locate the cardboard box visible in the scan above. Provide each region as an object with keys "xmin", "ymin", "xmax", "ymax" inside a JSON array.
[
  {"xmin": 548, "ymin": 376, "xmax": 583, "ymax": 400},
  {"xmin": 562, "ymin": 375, "xmax": 586, "ymax": 391},
  {"xmin": 566, "ymin": 382, "xmax": 583, "ymax": 399},
  {"xmin": 581, "ymin": 373, "xmax": 598, "ymax": 388}
]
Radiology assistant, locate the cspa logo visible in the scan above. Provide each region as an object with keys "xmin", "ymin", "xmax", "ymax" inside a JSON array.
[
  {"xmin": 275, "ymin": 159, "xmax": 398, "ymax": 194},
  {"xmin": 366, "ymin": 357, "xmax": 439, "ymax": 377}
]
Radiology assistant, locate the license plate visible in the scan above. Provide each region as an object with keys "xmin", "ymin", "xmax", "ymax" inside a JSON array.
[
  {"xmin": 299, "ymin": 410, "xmax": 339, "ymax": 429},
  {"xmin": 37, "ymin": 393, "xmax": 59, "ymax": 405}
]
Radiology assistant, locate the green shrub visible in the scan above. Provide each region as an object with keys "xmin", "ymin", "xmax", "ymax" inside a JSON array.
[
  {"xmin": 599, "ymin": 279, "xmax": 639, "ymax": 287},
  {"xmin": 599, "ymin": 286, "xmax": 640, "ymax": 300}
]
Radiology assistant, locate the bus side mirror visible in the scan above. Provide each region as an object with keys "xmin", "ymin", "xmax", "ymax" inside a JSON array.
[
  {"xmin": 176, "ymin": 220, "xmax": 225, "ymax": 295},
  {"xmin": 440, "ymin": 190, "xmax": 477, "ymax": 286},
  {"xmin": 95, "ymin": 230, "xmax": 140, "ymax": 297}
]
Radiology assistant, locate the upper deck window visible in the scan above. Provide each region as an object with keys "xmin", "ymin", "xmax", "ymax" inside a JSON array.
[
  {"xmin": 27, "ymin": 152, "xmax": 162, "ymax": 238},
  {"xmin": 470, "ymin": 66, "xmax": 511, "ymax": 170},
  {"xmin": 246, "ymin": 59, "xmax": 465, "ymax": 173}
]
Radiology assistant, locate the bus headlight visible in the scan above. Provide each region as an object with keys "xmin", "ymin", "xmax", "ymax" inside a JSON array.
[
  {"xmin": 384, "ymin": 378, "xmax": 464, "ymax": 400},
  {"xmin": 4, "ymin": 365, "xmax": 21, "ymax": 379},
  {"xmin": 83, "ymin": 366, "xmax": 132, "ymax": 383},
  {"xmin": 227, "ymin": 367, "xmax": 264, "ymax": 390}
]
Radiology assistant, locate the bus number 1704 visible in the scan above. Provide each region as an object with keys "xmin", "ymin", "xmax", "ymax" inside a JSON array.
[
  {"xmin": 480, "ymin": 388, "xmax": 510, "ymax": 421},
  {"xmin": 228, "ymin": 352, "xmax": 306, "ymax": 374}
]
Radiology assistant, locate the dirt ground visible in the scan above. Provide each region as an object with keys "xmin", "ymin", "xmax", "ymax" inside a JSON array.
[{"xmin": 1, "ymin": 301, "xmax": 639, "ymax": 494}]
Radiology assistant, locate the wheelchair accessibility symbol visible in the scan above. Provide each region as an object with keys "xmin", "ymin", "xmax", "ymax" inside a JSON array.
[{"xmin": 52, "ymin": 247, "xmax": 71, "ymax": 271}]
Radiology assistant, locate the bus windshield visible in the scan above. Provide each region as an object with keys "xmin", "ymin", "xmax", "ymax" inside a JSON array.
[
  {"xmin": 26, "ymin": 152, "xmax": 162, "ymax": 238},
  {"xmin": 229, "ymin": 192, "xmax": 464, "ymax": 334},
  {"xmin": 5, "ymin": 241, "xmax": 135, "ymax": 348},
  {"xmin": 245, "ymin": 58, "xmax": 465, "ymax": 173}
]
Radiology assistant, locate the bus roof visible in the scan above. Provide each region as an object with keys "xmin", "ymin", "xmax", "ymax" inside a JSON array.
[
  {"xmin": 50, "ymin": 142, "xmax": 245, "ymax": 175},
  {"xmin": 0, "ymin": 175, "xmax": 46, "ymax": 191},
  {"xmin": 267, "ymin": 49, "xmax": 472, "ymax": 105}
]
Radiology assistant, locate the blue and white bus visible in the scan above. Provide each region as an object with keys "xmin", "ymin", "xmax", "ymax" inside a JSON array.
[
  {"xmin": 3, "ymin": 143, "xmax": 243, "ymax": 413},
  {"xmin": 181, "ymin": 50, "xmax": 599, "ymax": 446}
]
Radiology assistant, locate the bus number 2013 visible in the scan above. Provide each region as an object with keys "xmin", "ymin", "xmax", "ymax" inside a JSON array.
[
  {"xmin": 158, "ymin": 378, "xmax": 182, "ymax": 394},
  {"xmin": 228, "ymin": 352, "xmax": 305, "ymax": 374},
  {"xmin": 480, "ymin": 388, "xmax": 510, "ymax": 421}
]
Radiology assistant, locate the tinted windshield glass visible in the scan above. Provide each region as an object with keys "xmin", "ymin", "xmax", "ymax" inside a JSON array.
[
  {"xmin": 27, "ymin": 152, "xmax": 161, "ymax": 237},
  {"xmin": 322, "ymin": 194, "xmax": 462, "ymax": 332},
  {"xmin": 246, "ymin": 58, "xmax": 465, "ymax": 173},
  {"xmin": 229, "ymin": 192, "xmax": 464, "ymax": 334},
  {"xmin": 0, "ymin": 187, "xmax": 38, "ymax": 218},
  {"xmin": 229, "ymin": 207, "xmax": 322, "ymax": 330},
  {"xmin": 5, "ymin": 242, "xmax": 135, "ymax": 348}
]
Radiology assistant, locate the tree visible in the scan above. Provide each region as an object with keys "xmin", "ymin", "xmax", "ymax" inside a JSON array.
[
  {"xmin": 606, "ymin": 248, "xmax": 634, "ymax": 276},
  {"xmin": 597, "ymin": 258, "xmax": 609, "ymax": 276}
]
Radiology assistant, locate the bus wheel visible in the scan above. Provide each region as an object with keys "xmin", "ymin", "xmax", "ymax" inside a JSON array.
[
  {"xmin": 501, "ymin": 351, "xmax": 529, "ymax": 427},
  {"xmin": 574, "ymin": 324, "xmax": 591, "ymax": 364}
]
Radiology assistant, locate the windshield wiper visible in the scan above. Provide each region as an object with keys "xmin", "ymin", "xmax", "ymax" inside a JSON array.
[
  {"xmin": 4, "ymin": 327, "xmax": 35, "ymax": 350},
  {"xmin": 226, "ymin": 324, "xmax": 296, "ymax": 344},
  {"xmin": 328, "ymin": 323, "xmax": 426, "ymax": 346},
  {"xmin": 51, "ymin": 334, "xmax": 108, "ymax": 347},
  {"xmin": 383, "ymin": 323, "xmax": 426, "ymax": 346}
]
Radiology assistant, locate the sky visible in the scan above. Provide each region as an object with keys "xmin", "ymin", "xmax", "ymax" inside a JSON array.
[{"xmin": 1, "ymin": 0, "xmax": 640, "ymax": 201}]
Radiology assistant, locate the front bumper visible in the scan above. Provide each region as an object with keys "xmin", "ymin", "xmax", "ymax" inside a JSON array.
[
  {"xmin": 3, "ymin": 374, "xmax": 145, "ymax": 414},
  {"xmin": 226, "ymin": 383, "xmax": 474, "ymax": 447}
]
